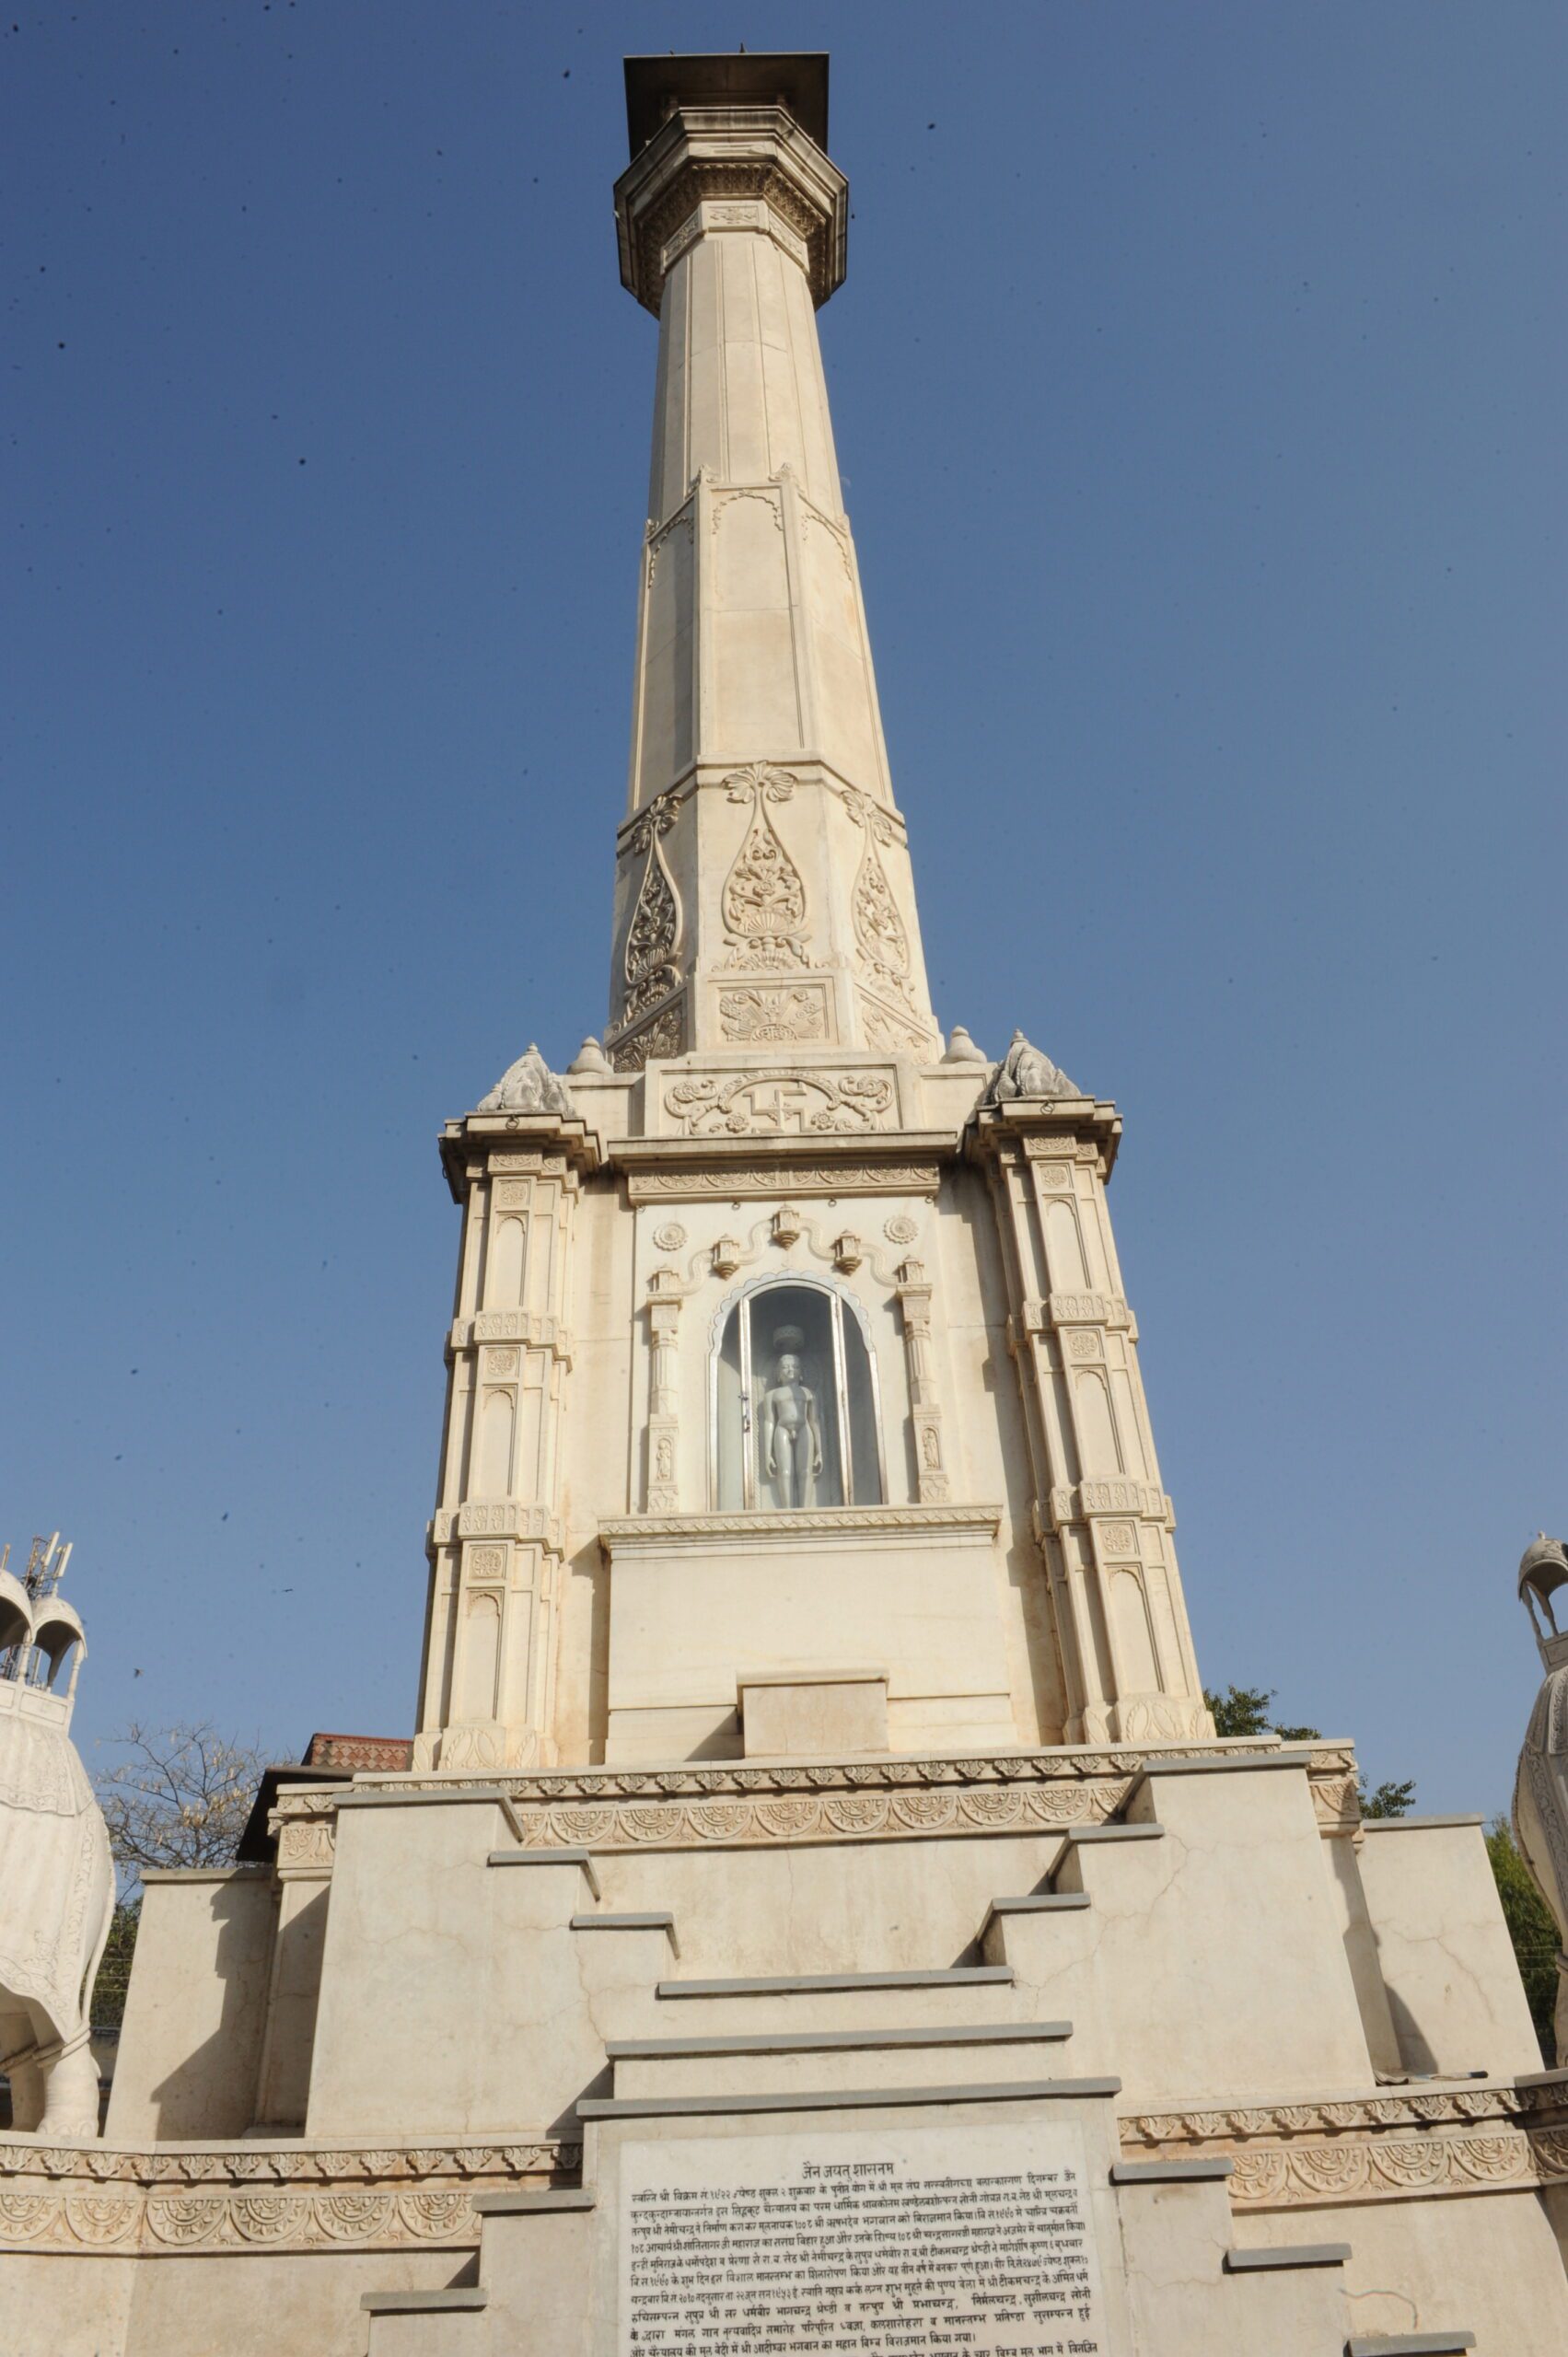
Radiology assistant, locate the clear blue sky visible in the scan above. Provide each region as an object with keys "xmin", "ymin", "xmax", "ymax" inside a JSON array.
[{"xmin": 4, "ymin": 5, "xmax": 1562, "ymax": 1811}]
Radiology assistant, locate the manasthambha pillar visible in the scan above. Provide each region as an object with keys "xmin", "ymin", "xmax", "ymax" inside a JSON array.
[{"xmin": 414, "ymin": 52, "xmax": 1211, "ymax": 1774}]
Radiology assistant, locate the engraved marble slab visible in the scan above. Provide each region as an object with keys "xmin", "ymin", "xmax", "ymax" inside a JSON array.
[{"xmin": 617, "ymin": 2121, "xmax": 1111, "ymax": 2357}]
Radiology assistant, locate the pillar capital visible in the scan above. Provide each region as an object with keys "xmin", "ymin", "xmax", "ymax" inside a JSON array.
[{"xmin": 615, "ymin": 58, "xmax": 847, "ymax": 315}]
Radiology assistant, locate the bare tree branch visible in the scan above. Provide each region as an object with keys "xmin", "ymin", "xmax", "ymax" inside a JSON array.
[{"xmin": 94, "ymin": 1721, "xmax": 271, "ymax": 1894}]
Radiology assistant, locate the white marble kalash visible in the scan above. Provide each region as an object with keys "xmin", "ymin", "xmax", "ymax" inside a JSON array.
[{"xmin": 7, "ymin": 50, "xmax": 1566, "ymax": 2357}]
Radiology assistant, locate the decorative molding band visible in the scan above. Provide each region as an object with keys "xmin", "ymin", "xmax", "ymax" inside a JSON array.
[
  {"xmin": 428, "ymin": 1505, "xmax": 563, "ymax": 1551},
  {"xmin": 1119, "ymin": 2084, "xmax": 1568, "ymax": 2212},
  {"xmin": 1228, "ymin": 2129, "xmax": 1536, "ymax": 2209},
  {"xmin": 657, "ymin": 198, "xmax": 810, "ymax": 283},
  {"xmin": 600, "ymin": 1505, "xmax": 1000, "ymax": 1549},
  {"xmin": 615, "ymin": 764, "xmax": 911, "ymax": 856},
  {"xmin": 621, "ymin": 1150, "xmax": 947, "ymax": 1203},
  {"xmin": 507, "ymin": 1780, "xmax": 1129, "ymax": 1852},
  {"xmin": 1016, "ymin": 1295, "xmax": 1132, "ymax": 1337},
  {"xmin": 1045, "ymin": 1480, "xmax": 1170, "ymax": 1530},
  {"xmin": 267, "ymin": 1743, "xmax": 1359, "ymax": 1857},
  {"xmin": 0, "ymin": 2137, "xmax": 579, "ymax": 2258},
  {"xmin": 448, "ymin": 1312, "xmax": 572, "ymax": 1361}
]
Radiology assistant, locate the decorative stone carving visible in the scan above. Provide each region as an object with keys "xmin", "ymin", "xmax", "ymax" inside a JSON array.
[
  {"xmin": 622, "ymin": 788, "xmax": 683, "ymax": 1022},
  {"xmin": 862, "ymin": 999, "xmax": 931, "ymax": 1053},
  {"xmin": 651, "ymin": 1222, "xmax": 687, "ymax": 1252},
  {"xmin": 718, "ymin": 986, "xmax": 826, "ymax": 1042},
  {"xmin": 772, "ymin": 1205, "xmax": 803, "ymax": 1248},
  {"xmin": 566, "ymin": 1036, "xmax": 611, "ymax": 1075},
  {"xmin": 884, "ymin": 1213, "xmax": 918, "ymax": 1245},
  {"xmin": 477, "ymin": 1045, "xmax": 575, "ymax": 1118},
  {"xmin": 609, "ymin": 997, "xmax": 686, "ymax": 1072},
  {"xmin": 664, "ymin": 1070, "xmax": 893, "ymax": 1137},
  {"xmin": 645, "ymin": 508, "xmax": 692, "ymax": 586},
  {"xmin": 719, "ymin": 765, "xmax": 809, "ymax": 970},
  {"xmin": 983, "ymin": 1028, "xmax": 1079, "ymax": 1104},
  {"xmin": 0, "ymin": 2137, "xmax": 580, "ymax": 2255},
  {"xmin": 895, "ymin": 1258, "xmax": 950, "ymax": 1504},
  {"xmin": 710, "ymin": 1237, "xmax": 742, "ymax": 1279},
  {"xmin": 831, "ymin": 1233, "xmax": 862, "ymax": 1274},
  {"xmin": 1515, "ymin": 1533, "xmax": 1568, "ymax": 2064},
  {"xmin": 842, "ymin": 788, "xmax": 910, "ymax": 980},
  {"xmin": 644, "ymin": 1267, "xmax": 683, "ymax": 1514},
  {"xmin": 625, "ymin": 1161, "xmax": 942, "ymax": 1202}
]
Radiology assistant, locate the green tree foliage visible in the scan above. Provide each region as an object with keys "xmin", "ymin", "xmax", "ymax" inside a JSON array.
[
  {"xmin": 90, "ymin": 1898, "xmax": 141, "ymax": 2031},
  {"xmin": 1202, "ymin": 1684, "xmax": 1410, "ymax": 1816},
  {"xmin": 1486, "ymin": 1818, "xmax": 1559, "ymax": 2065}
]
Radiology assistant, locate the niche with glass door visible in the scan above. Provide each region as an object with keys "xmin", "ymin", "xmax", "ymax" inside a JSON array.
[{"xmin": 712, "ymin": 1278, "xmax": 887, "ymax": 1512}]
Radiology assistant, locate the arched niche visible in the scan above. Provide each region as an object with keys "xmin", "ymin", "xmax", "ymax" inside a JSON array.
[{"xmin": 710, "ymin": 1274, "xmax": 886, "ymax": 1513}]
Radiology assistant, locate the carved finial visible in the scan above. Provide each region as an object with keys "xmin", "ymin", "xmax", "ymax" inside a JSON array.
[
  {"xmin": 476, "ymin": 1045, "xmax": 575, "ymax": 1119},
  {"xmin": 982, "ymin": 1029, "xmax": 1079, "ymax": 1105},
  {"xmin": 567, "ymin": 1036, "xmax": 612, "ymax": 1075},
  {"xmin": 942, "ymin": 1025, "xmax": 989, "ymax": 1065}
]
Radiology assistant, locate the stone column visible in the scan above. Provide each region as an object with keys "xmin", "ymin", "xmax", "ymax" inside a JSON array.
[
  {"xmin": 605, "ymin": 86, "xmax": 939, "ymax": 1067},
  {"xmin": 971, "ymin": 1103, "xmax": 1211, "ymax": 1745},
  {"xmin": 415, "ymin": 1119, "xmax": 595, "ymax": 1771}
]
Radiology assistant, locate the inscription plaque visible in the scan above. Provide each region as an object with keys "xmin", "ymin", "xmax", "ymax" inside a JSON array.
[{"xmin": 619, "ymin": 2121, "xmax": 1110, "ymax": 2357}]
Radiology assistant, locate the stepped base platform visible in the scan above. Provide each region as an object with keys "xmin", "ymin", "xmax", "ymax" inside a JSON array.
[{"xmin": 2, "ymin": 1738, "xmax": 1565, "ymax": 2353}]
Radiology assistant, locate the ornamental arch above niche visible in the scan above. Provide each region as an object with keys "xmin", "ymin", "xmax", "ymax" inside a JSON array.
[{"xmin": 710, "ymin": 1272, "xmax": 886, "ymax": 1514}]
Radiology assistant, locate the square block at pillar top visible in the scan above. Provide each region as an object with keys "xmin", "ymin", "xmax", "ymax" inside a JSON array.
[
  {"xmin": 306, "ymin": 1800, "xmax": 665, "ymax": 2141},
  {"xmin": 105, "ymin": 1865, "xmax": 274, "ymax": 2141},
  {"xmin": 1061, "ymin": 1760, "xmax": 1373, "ymax": 2103},
  {"xmin": 1351, "ymin": 1817, "xmax": 1543, "ymax": 2079},
  {"xmin": 739, "ymin": 1669, "xmax": 888, "ymax": 1758}
]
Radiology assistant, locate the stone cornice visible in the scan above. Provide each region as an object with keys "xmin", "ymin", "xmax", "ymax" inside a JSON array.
[
  {"xmin": 967, "ymin": 1100, "xmax": 1123, "ymax": 1182},
  {"xmin": 614, "ymin": 105, "xmax": 848, "ymax": 315},
  {"xmin": 617, "ymin": 1137, "xmax": 951, "ymax": 1202},
  {"xmin": 438, "ymin": 1114, "xmax": 601, "ymax": 1202},
  {"xmin": 599, "ymin": 1504, "xmax": 1000, "ymax": 1554},
  {"xmin": 268, "ymin": 1741, "xmax": 1362, "ymax": 1857}
]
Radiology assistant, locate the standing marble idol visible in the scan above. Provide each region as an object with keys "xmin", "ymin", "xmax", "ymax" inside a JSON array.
[{"xmin": 759, "ymin": 1329, "xmax": 823, "ymax": 1508}]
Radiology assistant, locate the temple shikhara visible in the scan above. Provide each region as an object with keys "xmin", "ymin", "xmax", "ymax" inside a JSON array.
[{"xmin": 5, "ymin": 52, "xmax": 1566, "ymax": 2357}]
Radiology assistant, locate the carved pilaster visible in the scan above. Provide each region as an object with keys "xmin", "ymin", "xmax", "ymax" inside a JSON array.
[
  {"xmin": 645, "ymin": 1266, "xmax": 683, "ymax": 1514},
  {"xmin": 970, "ymin": 1105, "xmax": 1210, "ymax": 1745},
  {"xmin": 417, "ymin": 1125, "xmax": 590, "ymax": 1771},
  {"xmin": 895, "ymin": 1257, "xmax": 949, "ymax": 1504}
]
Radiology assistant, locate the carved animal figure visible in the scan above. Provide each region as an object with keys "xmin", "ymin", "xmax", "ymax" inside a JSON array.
[{"xmin": 0, "ymin": 1552, "xmax": 116, "ymax": 2134}]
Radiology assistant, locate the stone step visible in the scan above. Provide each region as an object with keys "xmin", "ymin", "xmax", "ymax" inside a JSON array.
[
  {"xmin": 608, "ymin": 2019, "xmax": 1073, "ymax": 2100},
  {"xmin": 651, "ymin": 1964, "xmax": 1020, "ymax": 2036}
]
